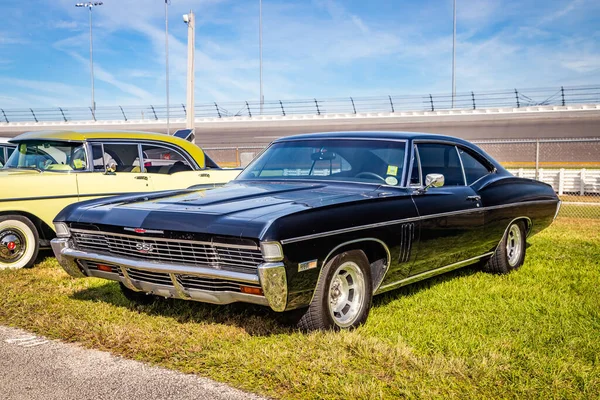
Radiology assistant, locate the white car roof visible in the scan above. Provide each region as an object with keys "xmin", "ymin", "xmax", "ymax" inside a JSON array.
[{"xmin": 0, "ymin": 137, "xmax": 13, "ymax": 144}]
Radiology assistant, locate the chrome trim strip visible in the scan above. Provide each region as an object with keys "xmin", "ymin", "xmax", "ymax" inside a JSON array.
[
  {"xmin": 57, "ymin": 247, "xmax": 261, "ymax": 284},
  {"xmin": 280, "ymin": 200, "xmax": 557, "ymax": 244},
  {"xmin": 455, "ymin": 145, "xmax": 468, "ymax": 186},
  {"xmin": 375, "ymin": 252, "xmax": 494, "ymax": 294},
  {"xmin": 70, "ymin": 228, "xmax": 260, "ymax": 250},
  {"xmin": 124, "ymin": 227, "xmax": 165, "ymax": 234}
]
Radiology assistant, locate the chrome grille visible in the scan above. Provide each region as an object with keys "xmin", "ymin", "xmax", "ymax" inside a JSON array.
[
  {"xmin": 177, "ymin": 275, "xmax": 261, "ymax": 292},
  {"xmin": 127, "ymin": 268, "xmax": 172, "ymax": 286},
  {"xmin": 71, "ymin": 229, "xmax": 263, "ymax": 274}
]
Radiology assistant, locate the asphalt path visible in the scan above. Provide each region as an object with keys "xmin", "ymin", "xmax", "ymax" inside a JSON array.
[{"xmin": 0, "ymin": 325, "xmax": 266, "ymax": 400}]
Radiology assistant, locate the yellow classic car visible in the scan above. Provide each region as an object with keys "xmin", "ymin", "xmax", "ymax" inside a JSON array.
[{"xmin": 0, "ymin": 130, "xmax": 241, "ymax": 269}]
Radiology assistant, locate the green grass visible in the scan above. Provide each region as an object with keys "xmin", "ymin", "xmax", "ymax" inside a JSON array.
[{"xmin": 1, "ymin": 218, "xmax": 599, "ymax": 399}]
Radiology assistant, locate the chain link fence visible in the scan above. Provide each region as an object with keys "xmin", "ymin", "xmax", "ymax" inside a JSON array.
[{"xmin": 204, "ymin": 138, "xmax": 600, "ymax": 220}]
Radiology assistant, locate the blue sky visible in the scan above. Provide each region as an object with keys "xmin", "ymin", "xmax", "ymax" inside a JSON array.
[{"xmin": 0, "ymin": 0, "xmax": 599, "ymax": 108}]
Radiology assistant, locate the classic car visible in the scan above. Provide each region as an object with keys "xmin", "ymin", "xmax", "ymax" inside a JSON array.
[
  {"xmin": 0, "ymin": 130, "xmax": 240, "ymax": 270},
  {"xmin": 0, "ymin": 137, "xmax": 16, "ymax": 168},
  {"xmin": 52, "ymin": 131, "xmax": 560, "ymax": 330}
]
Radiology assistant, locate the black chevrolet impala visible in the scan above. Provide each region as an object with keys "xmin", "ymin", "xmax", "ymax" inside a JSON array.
[{"xmin": 52, "ymin": 132, "xmax": 560, "ymax": 330}]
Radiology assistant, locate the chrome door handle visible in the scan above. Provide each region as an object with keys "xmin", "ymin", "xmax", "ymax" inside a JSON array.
[
  {"xmin": 135, "ymin": 176, "xmax": 148, "ymax": 180},
  {"xmin": 466, "ymin": 195, "xmax": 481, "ymax": 201}
]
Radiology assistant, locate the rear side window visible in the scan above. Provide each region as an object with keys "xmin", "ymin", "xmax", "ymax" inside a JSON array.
[
  {"xmin": 458, "ymin": 148, "xmax": 492, "ymax": 185},
  {"xmin": 142, "ymin": 144, "xmax": 193, "ymax": 174},
  {"xmin": 102, "ymin": 143, "xmax": 141, "ymax": 173},
  {"xmin": 416, "ymin": 143, "xmax": 465, "ymax": 186}
]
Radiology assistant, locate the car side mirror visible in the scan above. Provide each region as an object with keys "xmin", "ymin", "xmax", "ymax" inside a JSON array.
[
  {"xmin": 425, "ymin": 173, "xmax": 445, "ymax": 189},
  {"xmin": 105, "ymin": 162, "xmax": 117, "ymax": 175}
]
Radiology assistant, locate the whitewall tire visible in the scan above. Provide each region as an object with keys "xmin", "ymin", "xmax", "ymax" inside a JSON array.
[{"xmin": 0, "ymin": 216, "xmax": 39, "ymax": 270}]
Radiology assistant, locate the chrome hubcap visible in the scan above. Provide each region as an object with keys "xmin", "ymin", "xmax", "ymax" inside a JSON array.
[
  {"xmin": 506, "ymin": 224, "xmax": 522, "ymax": 267},
  {"xmin": 328, "ymin": 261, "xmax": 365, "ymax": 327},
  {"xmin": 0, "ymin": 229, "xmax": 26, "ymax": 264}
]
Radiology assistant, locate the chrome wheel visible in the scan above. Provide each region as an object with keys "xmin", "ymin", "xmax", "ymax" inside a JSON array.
[
  {"xmin": 0, "ymin": 228, "xmax": 26, "ymax": 264},
  {"xmin": 328, "ymin": 261, "xmax": 366, "ymax": 328},
  {"xmin": 506, "ymin": 224, "xmax": 523, "ymax": 267}
]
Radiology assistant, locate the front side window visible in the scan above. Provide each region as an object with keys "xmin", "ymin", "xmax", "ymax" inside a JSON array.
[
  {"xmin": 415, "ymin": 143, "xmax": 465, "ymax": 186},
  {"xmin": 5, "ymin": 141, "xmax": 87, "ymax": 172},
  {"xmin": 237, "ymin": 139, "xmax": 406, "ymax": 186}
]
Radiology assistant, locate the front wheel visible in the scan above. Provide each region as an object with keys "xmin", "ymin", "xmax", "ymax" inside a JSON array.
[
  {"xmin": 0, "ymin": 215, "xmax": 39, "ymax": 270},
  {"xmin": 482, "ymin": 220, "xmax": 527, "ymax": 274},
  {"xmin": 298, "ymin": 250, "xmax": 373, "ymax": 331}
]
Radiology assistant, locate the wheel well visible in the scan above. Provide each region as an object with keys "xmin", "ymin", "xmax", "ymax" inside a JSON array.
[
  {"xmin": 513, "ymin": 217, "xmax": 533, "ymax": 237},
  {"xmin": 324, "ymin": 239, "xmax": 390, "ymax": 270},
  {"xmin": 0, "ymin": 211, "xmax": 55, "ymax": 243}
]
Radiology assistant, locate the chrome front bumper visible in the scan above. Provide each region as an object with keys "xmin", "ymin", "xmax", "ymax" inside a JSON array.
[{"xmin": 51, "ymin": 238, "xmax": 288, "ymax": 312}]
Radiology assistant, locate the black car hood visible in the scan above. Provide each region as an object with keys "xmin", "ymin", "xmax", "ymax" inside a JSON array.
[{"xmin": 65, "ymin": 181, "xmax": 384, "ymax": 239}]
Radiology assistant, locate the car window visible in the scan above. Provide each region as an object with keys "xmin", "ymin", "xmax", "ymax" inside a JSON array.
[
  {"xmin": 5, "ymin": 141, "xmax": 87, "ymax": 171},
  {"xmin": 238, "ymin": 139, "xmax": 406, "ymax": 185},
  {"xmin": 416, "ymin": 143, "xmax": 465, "ymax": 186},
  {"xmin": 141, "ymin": 144, "xmax": 193, "ymax": 174},
  {"xmin": 101, "ymin": 143, "xmax": 141, "ymax": 173},
  {"xmin": 457, "ymin": 147, "xmax": 492, "ymax": 185},
  {"xmin": 409, "ymin": 146, "xmax": 421, "ymax": 186},
  {"xmin": 0, "ymin": 146, "xmax": 5, "ymax": 166}
]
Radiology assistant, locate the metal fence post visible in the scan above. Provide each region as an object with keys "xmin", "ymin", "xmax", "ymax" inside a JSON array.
[
  {"xmin": 215, "ymin": 102, "xmax": 222, "ymax": 118},
  {"xmin": 279, "ymin": 100, "xmax": 286, "ymax": 116},
  {"xmin": 314, "ymin": 99, "xmax": 321, "ymax": 115},
  {"xmin": 150, "ymin": 105, "xmax": 158, "ymax": 120},
  {"xmin": 30, "ymin": 108, "xmax": 38, "ymax": 123},
  {"xmin": 350, "ymin": 97, "xmax": 356, "ymax": 114},
  {"xmin": 182, "ymin": 104, "xmax": 187, "ymax": 117},
  {"xmin": 515, "ymin": 89, "xmax": 520, "ymax": 108},
  {"xmin": 388, "ymin": 95, "xmax": 395, "ymax": 113},
  {"xmin": 580, "ymin": 168, "xmax": 586, "ymax": 195},
  {"xmin": 59, "ymin": 107, "xmax": 67, "ymax": 122},
  {"xmin": 535, "ymin": 139, "xmax": 540, "ymax": 180},
  {"xmin": 471, "ymin": 92, "xmax": 476, "ymax": 109},
  {"xmin": 118, "ymin": 106, "xmax": 127, "ymax": 121},
  {"xmin": 558, "ymin": 168, "xmax": 565, "ymax": 195},
  {"xmin": 0, "ymin": 109, "xmax": 8, "ymax": 123},
  {"xmin": 429, "ymin": 94, "xmax": 434, "ymax": 111},
  {"xmin": 90, "ymin": 107, "xmax": 96, "ymax": 121},
  {"xmin": 246, "ymin": 101, "xmax": 252, "ymax": 117},
  {"xmin": 561, "ymin": 86, "xmax": 565, "ymax": 106}
]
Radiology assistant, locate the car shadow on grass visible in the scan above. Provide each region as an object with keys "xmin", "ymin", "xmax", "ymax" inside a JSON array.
[{"xmin": 71, "ymin": 281, "xmax": 300, "ymax": 336}]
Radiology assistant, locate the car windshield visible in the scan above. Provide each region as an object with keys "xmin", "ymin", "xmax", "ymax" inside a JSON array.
[
  {"xmin": 5, "ymin": 141, "xmax": 87, "ymax": 172},
  {"xmin": 237, "ymin": 139, "xmax": 407, "ymax": 186}
]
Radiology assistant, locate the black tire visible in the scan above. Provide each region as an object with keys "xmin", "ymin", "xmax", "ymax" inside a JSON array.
[
  {"xmin": 298, "ymin": 250, "xmax": 373, "ymax": 331},
  {"xmin": 482, "ymin": 220, "xmax": 527, "ymax": 274},
  {"xmin": 119, "ymin": 283, "xmax": 157, "ymax": 305},
  {"xmin": 0, "ymin": 215, "xmax": 39, "ymax": 270}
]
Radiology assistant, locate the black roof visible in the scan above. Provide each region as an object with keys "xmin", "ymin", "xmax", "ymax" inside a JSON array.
[{"xmin": 275, "ymin": 131, "xmax": 470, "ymax": 145}]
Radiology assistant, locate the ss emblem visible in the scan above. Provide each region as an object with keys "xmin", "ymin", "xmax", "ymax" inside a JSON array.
[{"xmin": 135, "ymin": 242, "xmax": 154, "ymax": 254}]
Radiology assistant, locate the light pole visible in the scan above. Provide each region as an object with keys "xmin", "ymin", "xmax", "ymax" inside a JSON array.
[
  {"xmin": 259, "ymin": 0, "xmax": 264, "ymax": 114},
  {"xmin": 75, "ymin": 2, "xmax": 103, "ymax": 116},
  {"xmin": 165, "ymin": 0, "xmax": 170, "ymax": 134},
  {"xmin": 451, "ymin": 0, "xmax": 456, "ymax": 108},
  {"xmin": 183, "ymin": 12, "xmax": 195, "ymax": 131}
]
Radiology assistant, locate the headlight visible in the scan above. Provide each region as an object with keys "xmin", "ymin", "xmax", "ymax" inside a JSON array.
[
  {"xmin": 260, "ymin": 241, "xmax": 283, "ymax": 262},
  {"xmin": 54, "ymin": 222, "xmax": 71, "ymax": 238}
]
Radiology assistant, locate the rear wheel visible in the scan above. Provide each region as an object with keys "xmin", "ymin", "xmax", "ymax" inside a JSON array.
[
  {"xmin": 0, "ymin": 215, "xmax": 39, "ymax": 270},
  {"xmin": 298, "ymin": 250, "xmax": 372, "ymax": 331},
  {"xmin": 482, "ymin": 220, "xmax": 527, "ymax": 274},
  {"xmin": 119, "ymin": 283, "xmax": 156, "ymax": 305}
]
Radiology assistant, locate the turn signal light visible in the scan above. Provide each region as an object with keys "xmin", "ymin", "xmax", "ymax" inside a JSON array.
[
  {"xmin": 97, "ymin": 264, "xmax": 113, "ymax": 272},
  {"xmin": 240, "ymin": 286, "xmax": 263, "ymax": 296}
]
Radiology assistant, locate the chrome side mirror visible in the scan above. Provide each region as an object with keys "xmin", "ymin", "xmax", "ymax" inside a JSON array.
[{"xmin": 419, "ymin": 173, "xmax": 445, "ymax": 192}]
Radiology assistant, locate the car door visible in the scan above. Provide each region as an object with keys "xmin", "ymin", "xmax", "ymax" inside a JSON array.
[
  {"xmin": 76, "ymin": 142, "xmax": 154, "ymax": 200},
  {"xmin": 139, "ymin": 142, "xmax": 214, "ymax": 190},
  {"xmin": 409, "ymin": 142, "xmax": 485, "ymax": 276}
]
